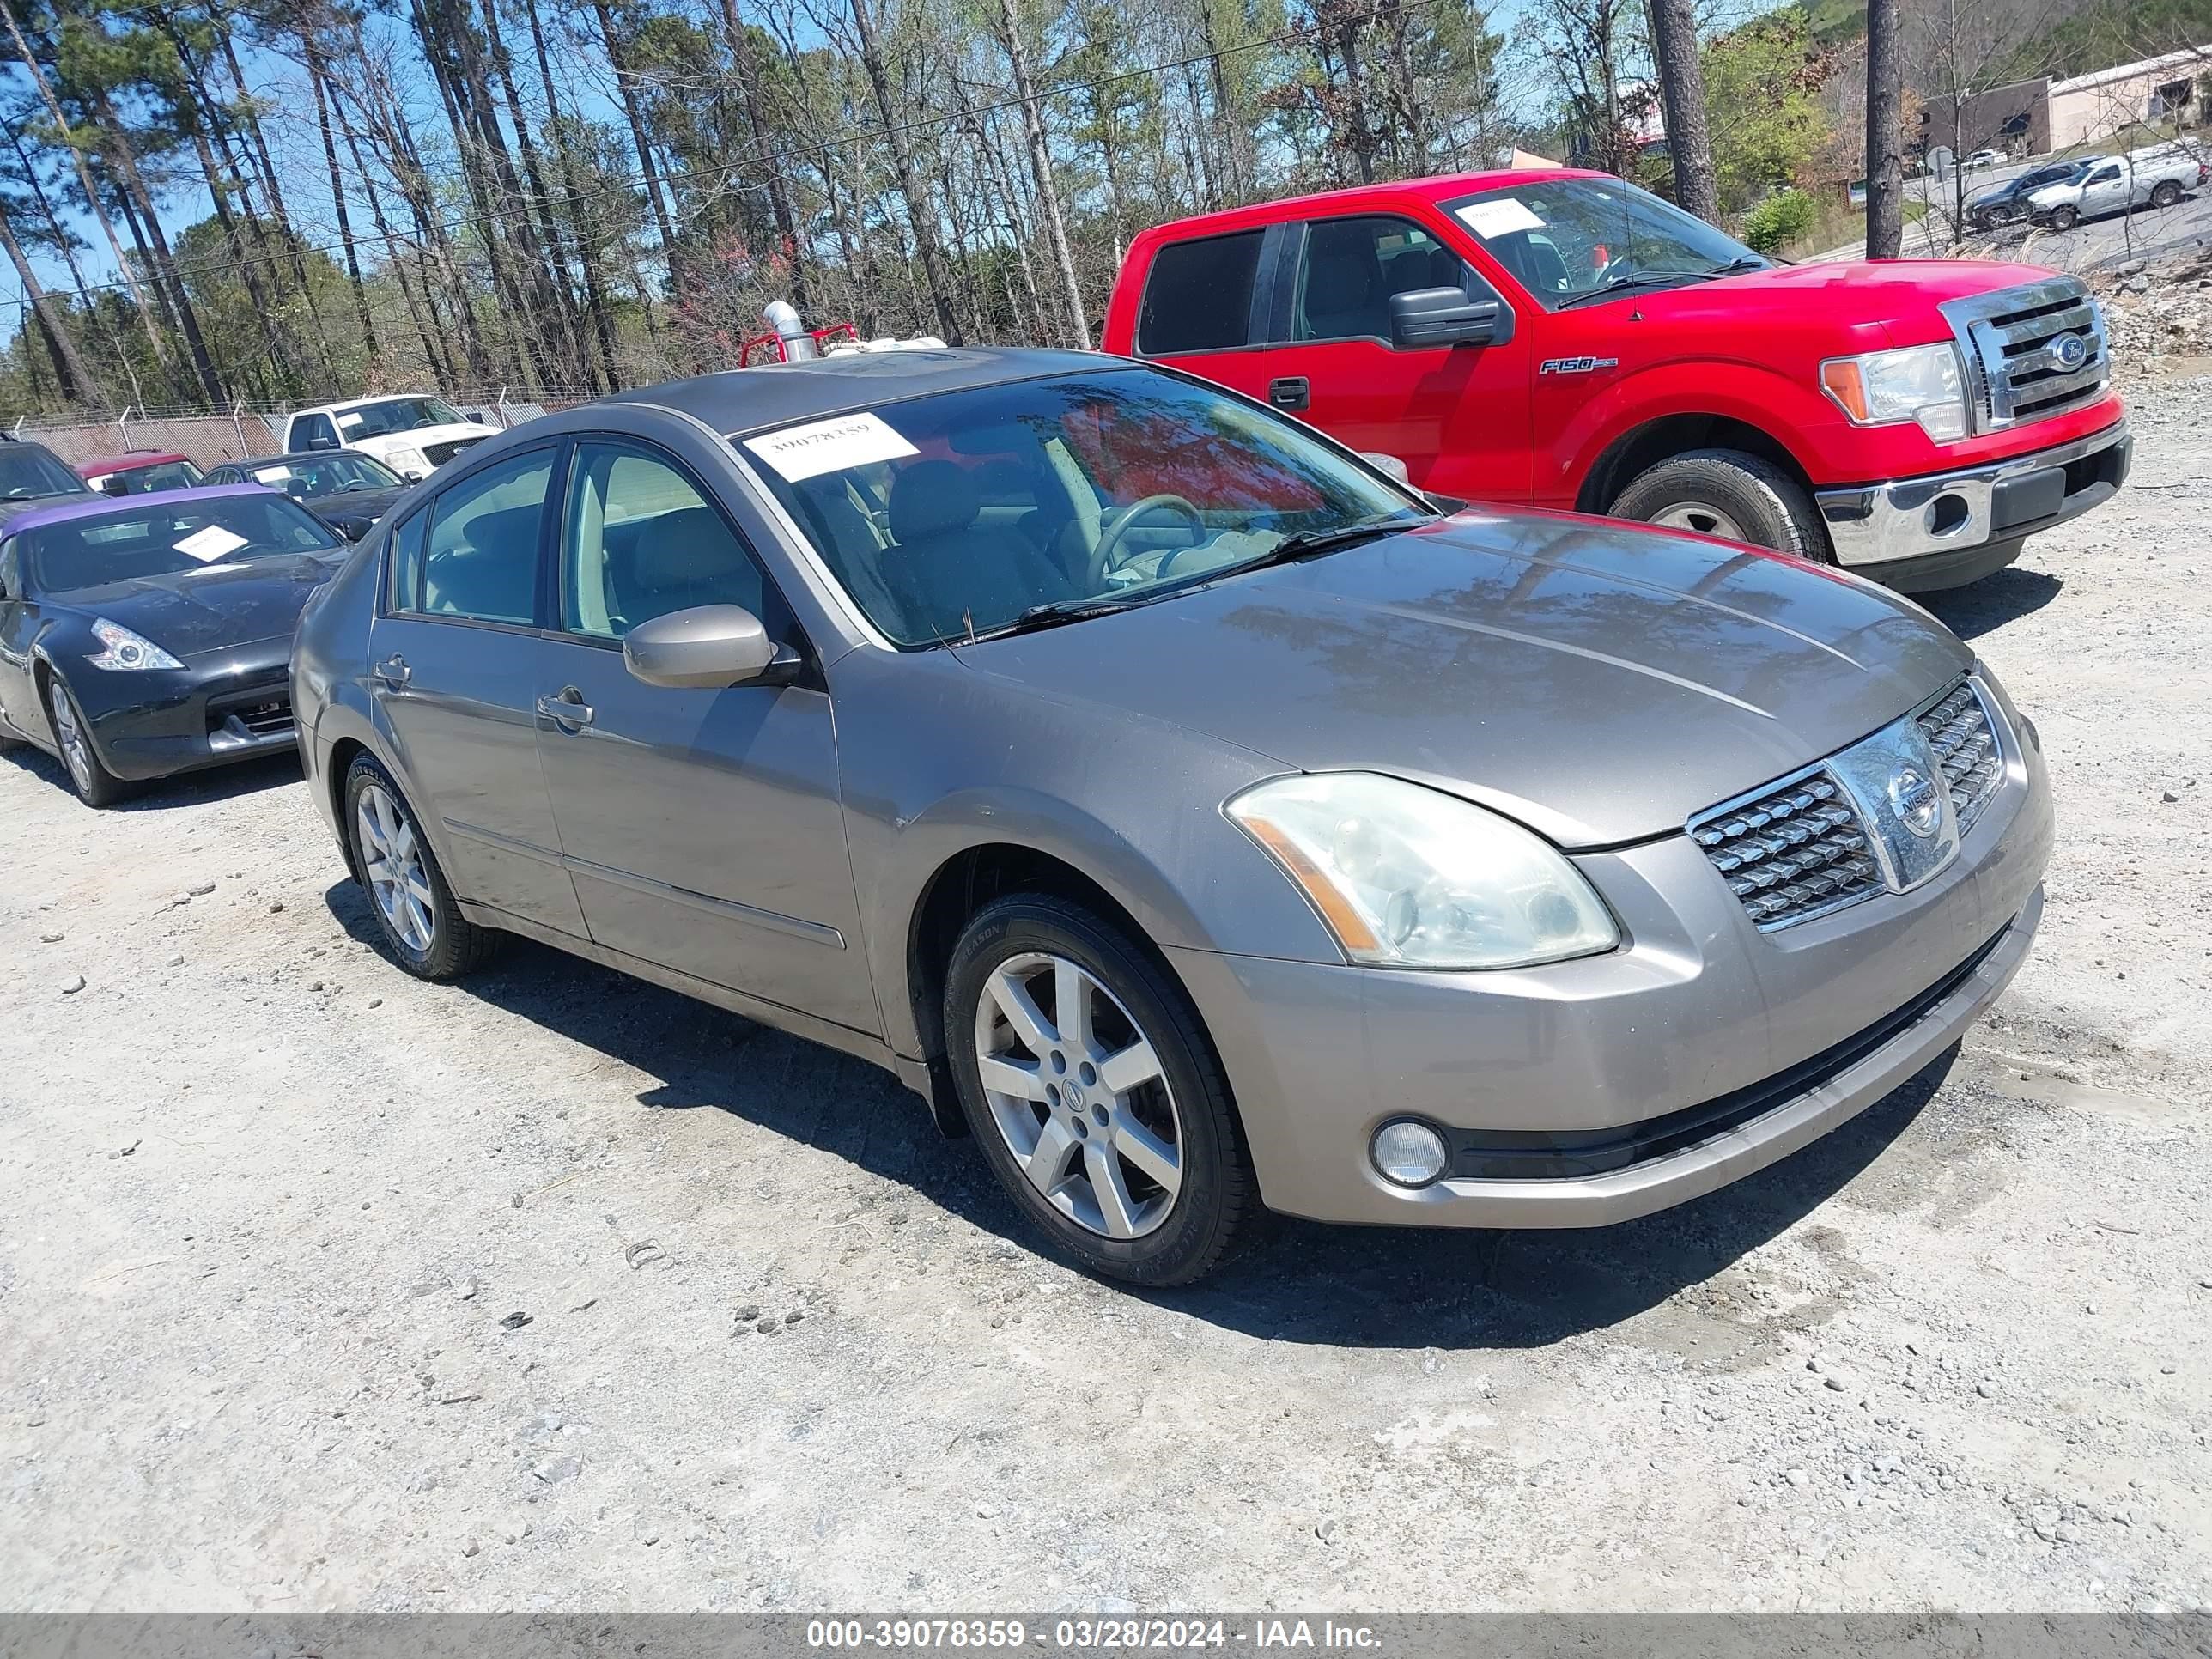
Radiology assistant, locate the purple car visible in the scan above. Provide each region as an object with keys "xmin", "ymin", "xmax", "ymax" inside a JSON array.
[{"xmin": 0, "ymin": 483, "xmax": 346, "ymax": 805}]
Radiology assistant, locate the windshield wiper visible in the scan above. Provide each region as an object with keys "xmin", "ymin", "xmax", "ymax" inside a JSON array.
[
  {"xmin": 1246, "ymin": 511, "xmax": 1437, "ymax": 567},
  {"xmin": 1557, "ymin": 261, "xmax": 1764, "ymax": 309},
  {"xmin": 964, "ymin": 593, "xmax": 1146, "ymax": 643}
]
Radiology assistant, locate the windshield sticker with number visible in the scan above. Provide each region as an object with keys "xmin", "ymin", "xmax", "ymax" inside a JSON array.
[
  {"xmin": 173, "ymin": 525, "xmax": 251, "ymax": 562},
  {"xmin": 744, "ymin": 411, "xmax": 920, "ymax": 483},
  {"xmin": 1455, "ymin": 198, "xmax": 1547, "ymax": 239}
]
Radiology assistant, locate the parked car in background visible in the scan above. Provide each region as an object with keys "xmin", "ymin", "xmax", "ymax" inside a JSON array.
[
  {"xmin": 1964, "ymin": 148, "xmax": 2007, "ymax": 170},
  {"xmin": 0, "ymin": 432, "xmax": 96, "ymax": 526},
  {"xmin": 293, "ymin": 348, "xmax": 2050, "ymax": 1286},
  {"xmin": 2025, "ymin": 146, "xmax": 2208, "ymax": 228},
  {"xmin": 1966, "ymin": 158, "xmax": 2094, "ymax": 228},
  {"xmin": 77, "ymin": 450, "xmax": 206, "ymax": 496},
  {"xmin": 204, "ymin": 449, "xmax": 411, "ymax": 541},
  {"xmin": 282, "ymin": 394, "xmax": 500, "ymax": 483},
  {"xmin": 0, "ymin": 485, "xmax": 344, "ymax": 805},
  {"xmin": 1102, "ymin": 167, "xmax": 2130, "ymax": 592}
]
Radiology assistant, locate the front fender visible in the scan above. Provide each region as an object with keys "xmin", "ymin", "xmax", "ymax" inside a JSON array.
[{"xmin": 1555, "ymin": 360, "xmax": 1857, "ymax": 499}]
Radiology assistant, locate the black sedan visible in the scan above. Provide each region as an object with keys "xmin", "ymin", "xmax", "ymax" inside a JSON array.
[
  {"xmin": 0, "ymin": 484, "xmax": 345, "ymax": 805},
  {"xmin": 204, "ymin": 449, "xmax": 412, "ymax": 541}
]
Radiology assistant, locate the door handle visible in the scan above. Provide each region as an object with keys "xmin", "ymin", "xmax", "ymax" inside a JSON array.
[
  {"xmin": 371, "ymin": 653, "xmax": 410, "ymax": 687},
  {"xmin": 1267, "ymin": 376, "xmax": 1310, "ymax": 411},
  {"xmin": 536, "ymin": 689, "xmax": 595, "ymax": 729}
]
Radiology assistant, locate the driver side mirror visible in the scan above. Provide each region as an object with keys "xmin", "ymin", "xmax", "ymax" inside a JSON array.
[
  {"xmin": 623, "ymin": 604, "xmax": 799, "ymax": 690},
  {"xmin": 1389, "ymin": 286, "xmax": 1510, "ymax": 350}
]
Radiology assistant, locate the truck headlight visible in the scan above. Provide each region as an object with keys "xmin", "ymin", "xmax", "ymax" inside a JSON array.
[
  {"xmin": 1820, "ymin": 343, "xmax": 1969, "ymax": 441},
  {"xmin": 386, "ymin": 446, "xmax": 430, "ymax": 479},
  {"xmin": 1226, "ymin": 772, "xmax": 1619, "ymax": 970},
  {"xmin": 87, "ymin": 617, "xmax": 183, "ymax": 671}
]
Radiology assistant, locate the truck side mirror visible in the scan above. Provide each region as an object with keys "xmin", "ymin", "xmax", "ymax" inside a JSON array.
[{"xmin": 1389, "ymin": 287, "xmax": 1511, "ymax": 350}]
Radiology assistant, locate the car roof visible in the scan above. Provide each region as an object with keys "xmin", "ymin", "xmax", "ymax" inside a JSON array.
[
  {"xmin": 1124, "ymin": 167, "xmax": 1613, "ymax": 245},
  {"xmin": 77, "ymin": 451, "xmax": 192, "ymax": 472},
  {"xmin": 601, "ymin": 346, "xmax": 1114, "ymax": 436},
  {"xmin": 2, "ymin": 481, "xmax": 274, "ymax": 536}
]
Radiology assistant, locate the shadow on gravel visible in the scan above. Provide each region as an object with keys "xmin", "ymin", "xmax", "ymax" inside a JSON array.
[
  {"xmin": 2, "ymin": 742, "xmax": 301, "ymax": 809},
  {"xmin": 1919, "ymin": 567, "xmax": 2063, "ymax": 640},
  {"xmin": 323, "ymin": 876, "xmax": 1953, "ymax": 1351}
]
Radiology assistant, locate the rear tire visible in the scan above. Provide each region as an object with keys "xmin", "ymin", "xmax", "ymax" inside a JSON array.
[
  {"xmin": 44, "ymin": 675, "xmax": 131, "ymax": 808},
  {"xmin": 944, "ymin": 895, "xmax": 1252, "ymax": 1286},
  {"xmin": 1609, "ymin": 448, "xmax": 1830, "ymax": 562},
  {"xmin": 343, "ymin": 753, "xmax": 501, "ymax": 980},
  {"xmin": 2150, "ymin": 180, "xmax": 2183, "ymax": 209}
]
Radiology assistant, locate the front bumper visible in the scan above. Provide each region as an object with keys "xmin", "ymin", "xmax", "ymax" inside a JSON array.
[
  {"xmin": 1814, "ymin": 418, "xmax": 2130, "ymax": 586},
  {"xmin": 1170, "ymin": 681, "xmax": 2051, "ymax": 1229},
  {"xmin": 78, "ymin": 638, "xmax": 300, "ymax": 781}
]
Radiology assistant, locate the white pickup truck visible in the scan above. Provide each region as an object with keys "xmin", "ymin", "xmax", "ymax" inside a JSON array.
[{"xmin": 2027, "ymin": 143, "xmax": 2209, "ymax": 229}]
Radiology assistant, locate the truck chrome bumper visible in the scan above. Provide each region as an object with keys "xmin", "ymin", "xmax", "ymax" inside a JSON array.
[{"xmin": 1815, "ymin": 418, "xmax": 2130, "ymax": 580}]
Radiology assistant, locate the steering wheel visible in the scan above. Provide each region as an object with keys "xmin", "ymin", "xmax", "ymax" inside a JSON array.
[{"xmin": 1088, "ymin": 495, "xmax": 1205, "ymax": 587}]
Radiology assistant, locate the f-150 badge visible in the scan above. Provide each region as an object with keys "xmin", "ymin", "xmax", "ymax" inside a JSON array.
[{"xmin": 1539, "ymin": 356, "xmax": 1620, "ymax": 374}]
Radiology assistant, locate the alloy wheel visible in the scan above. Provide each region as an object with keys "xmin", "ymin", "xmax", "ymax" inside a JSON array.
[
  {"xmin": 47, "ymin": 682, "xmax": 93, "ymax": 794},
  {"xmin": 356, "ymin": 781, "xmax": 436, "ymax": 953},
  {"xmin": 972, "ymin": 951, "xmax": 1184, "ymax": 1240},
  {"xmin": 1647, "ymin": 501, "xmax": 1749, "ymax": 541}
]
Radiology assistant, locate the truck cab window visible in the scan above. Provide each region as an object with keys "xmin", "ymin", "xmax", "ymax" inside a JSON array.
[{"xmin": 1136, "ymin": 230, "xmax": 1264, "ymax": 356}]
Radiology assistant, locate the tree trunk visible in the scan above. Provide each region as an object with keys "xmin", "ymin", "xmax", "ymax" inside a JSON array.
[
  {"xmin": 590, "ymin": 0, "xmax": 683, "ymax": 291},
  {"xmin": 216, "ymin": 28, "xmax": 311, "ymax": 292},
  {"xmin": 307, "ymin": 43, "xmax": 380, "ymax": 380},
  {"xmin": 1649, "ymin": 0, "xmax": 1718, "ymax": 222},
  {"xmin": 6, "ymin": 116, "xmax": 134, "ymax": 402},
  {"xmin": 995, "ymin": 0, "xmax": 1086, "ymax": 344},
  {"xmin": 524, "ymin": 0, "xmax": 620, "ymax": 386},
  {"xmin": 88, "ymin": 86, "xmax": 224, "ymax": 402},
  {"xmin": 0, "ymin": 195, "xmax": 94, "ymax": 404},
  {"xmin": 1865, "ymin": 0, "xmax": 1905, "ymax": 258},
  {"xmin": 0, "ymin": 0, "xmax": 168, "ymax": 363},
  {"xmin": 718, "ymin": 0, "xmax": 809, "ymax": 314},
  {"xmin": 475, "ymin": 0, "xmax": 586, "ymax": 384},
  {"xmin": 849, "ymin": 0, "xmax": 960, "ymax": 343}
]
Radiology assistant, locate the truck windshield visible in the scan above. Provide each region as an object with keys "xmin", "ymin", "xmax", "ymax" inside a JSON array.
[
  {"xmin": 336, "ymin": 397, "xmax": 467, "ymax": 438},
  {"xmin": 1447, "ymin": 177, "xmax": 1766, "ymax": 311}
]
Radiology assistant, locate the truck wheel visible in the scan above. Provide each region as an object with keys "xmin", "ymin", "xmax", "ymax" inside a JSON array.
[
  {"xmin": 2046, "ymin": 204, "xmax": 2079, "ymax": 230},
  {"xmin": 1609, "ymin": 449, "xmax": 1830, "ymax": 562},
  {"xmin": 2150, "ymin": 180, "xmax": 2182, "ymax": 209}
]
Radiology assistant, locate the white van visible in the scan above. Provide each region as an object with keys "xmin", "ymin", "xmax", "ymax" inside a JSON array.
[{"xmin": 282, "ymin": 396, "xmax": 501, "ymax": 483}]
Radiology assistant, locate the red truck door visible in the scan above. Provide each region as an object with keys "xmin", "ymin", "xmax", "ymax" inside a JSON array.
[
  {"xmin": 1123, "ymin": 215, "xmax": 1532, "ymax": 503},
  {"xmin": 1266, "ymin": 212, "xmax": 1533, "ymax": 502}
]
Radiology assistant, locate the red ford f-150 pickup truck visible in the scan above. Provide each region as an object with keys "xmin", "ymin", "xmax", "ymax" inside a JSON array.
[{"xmin": 1100, "ymin": 168, "xmax": 2132, "ymax": 590}]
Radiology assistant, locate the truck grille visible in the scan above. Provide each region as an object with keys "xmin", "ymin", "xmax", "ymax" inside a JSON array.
[
  {"xmin": 1940, "ymin": 276, "xmax": 2110, "ymax": 433},
  {"xmin": 422, "ymin": 435, "xmax": 487, "ymax": 467},
  {"xmin": 1916, "ymin": 680, "xmax": 2002, "ymax": 835},
  {"xmin": 1689, "ymin": 771, "xmax": 1882, "ymax": 929}
]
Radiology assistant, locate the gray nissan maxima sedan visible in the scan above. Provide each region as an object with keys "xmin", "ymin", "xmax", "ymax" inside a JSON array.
[{"xmin": 292, "ymin": 348, "xmax": 2051, "ymax": 1286}]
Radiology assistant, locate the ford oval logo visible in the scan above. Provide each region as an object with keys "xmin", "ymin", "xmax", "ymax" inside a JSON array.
[
  {"xmin": 1889, "ymin": 766, "xmax": 1943, "ymax": 838},
  {"xmin": 2046, "ymin": 332, "xmax": 2089, "ymax": 373}
]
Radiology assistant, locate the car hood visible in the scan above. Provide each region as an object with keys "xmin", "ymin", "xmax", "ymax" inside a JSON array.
[
  {"xmin": 302, "ymin": 484, "xmax": 408, "ymax": 527},
  {"xmin": 0, "ymin": 493, "xmax": 93, "ymax": 528},
  {"xmin": 950, "ymin": 512, "xmax": 1972, "ymax": 848},
  {"xmin": 366, "ymin": 422, "xmax": 497, "ymax": 452},
  {"xmin": 1629, "ymin": 259, "xmax": 2059, "ymax": 335},
  {"xmin": 46, "ymin": 554, "xmax": 334, "ymax": 658}
]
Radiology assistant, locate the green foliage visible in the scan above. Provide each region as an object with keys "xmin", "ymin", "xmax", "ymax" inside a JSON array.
[
  {"xmin": 1702, "ymin": 11, "xmax": 1832, "ymax": 214},
  {"xmin": 1739, "ymin": 187, "xmax": 1817, "ymax": 250}
]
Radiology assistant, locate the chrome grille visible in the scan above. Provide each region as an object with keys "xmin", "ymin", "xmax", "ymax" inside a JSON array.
[
  {"xmin": 422, "ymin": 435, "xmax": 487, "ymax": 467},
  {"xmin": 1690, "ymin": 771, "xmax": 1883, "ymax": 929},
  {"xmin": 1941, "ymin": 276, "xmax": 2110, "ymax": 433},
  {"xmin": 1916, "ymin": 680, "xmax": 2002, "ymax": 835}
]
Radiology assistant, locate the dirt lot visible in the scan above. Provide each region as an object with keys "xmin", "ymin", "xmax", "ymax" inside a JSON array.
[{"xmin": 3, "ymin": 374, "xmax": 2209, "ymax": 1617}]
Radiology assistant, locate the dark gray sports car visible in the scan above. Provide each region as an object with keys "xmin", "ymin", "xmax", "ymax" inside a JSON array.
[
  {"xmin": 0, "ymin": 484, "xmax": 344, "ymax": 805},
  {"xmin": 203, "ymin": 449, "xmax": 413, "ymax": 542}
]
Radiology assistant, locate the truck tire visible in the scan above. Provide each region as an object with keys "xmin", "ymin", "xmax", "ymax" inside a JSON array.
[
  {"xmin": 2045, "ymin": 204, "xmax": 2079, "ymax": 230},
  {"xmin": 2150, "ymin": 179, "xmax": 2183, "ymax": 209},
  {"xmin": 1608, "ymin": 449, "xmax": 1831, "ymax": 562}
]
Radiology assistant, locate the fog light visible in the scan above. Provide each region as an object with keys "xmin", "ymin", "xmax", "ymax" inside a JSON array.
[
  {"xmin": 1926, "ymin": 493, "xmax": 1971, "ymax": 537},
  {"xmin": 1371, "ymin": 1120, "xmax": 1449, "ymax": 1187}
]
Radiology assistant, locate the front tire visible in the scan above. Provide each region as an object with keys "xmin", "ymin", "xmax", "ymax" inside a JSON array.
[
  {"xmin": 944, "ymin": 895, "xmax": 1251, "ymax": 1286},
  {"xmin": 44, "ymin": 675, "xmax": 131, "ymax": 807},
  {"xmin": 343, "ymin": 754, "xmax": 501, "ymax": 980},
  {"xmin": 1609, "ymin": 448, "xmax": 1830, "ymax": 561}
]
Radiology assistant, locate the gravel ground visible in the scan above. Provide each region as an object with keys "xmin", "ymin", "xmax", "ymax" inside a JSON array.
[{"xmin": 3, "ymin": 375, "xmax": 2209, "ymax": 1616}]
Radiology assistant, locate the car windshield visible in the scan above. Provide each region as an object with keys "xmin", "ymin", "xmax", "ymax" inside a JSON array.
[
  {"xmin": 2020, "ymin": 161, "xmax": 2088, "ymax": 189},
  {"xmin": 248, "ymin": 453, "xmax": 402, "ymax": 495},
  {"xmin": 1448, "ymin": 176, "xmax": 1766, "ymax": 310},
  {"xmin": 20, "ymin": 495, "xmax": 340, "ymax": 596},
  {"xmin": 335, "ymin": 397, "xmax": 465, "ymax": 439},
  {"xmin": 104, "ymin": 459, "xmax": 204, "ymax": 493},
  {"xmin": 738, "ymin": 367, "xmax": 1429, "ymax": 647},
  {"xmin": 0, "ymin": 445, "xmax": 92, "ymax": 502}
]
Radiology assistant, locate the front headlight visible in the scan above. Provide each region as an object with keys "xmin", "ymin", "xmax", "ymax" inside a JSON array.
[
  {"xmin": 386, "ymin": 447, "xmax": 430, "ymax": 478},
  {"xmin": 1819, "ymin": 343, "xmax": 1968, "ymax": 441},
  {"xmin": 86, "ymin": 617, "xmax": 183, "ymax": 671},
  {"xmin": 1225, "ymin": 772, "xmax": 1620, "ymax": 969}
]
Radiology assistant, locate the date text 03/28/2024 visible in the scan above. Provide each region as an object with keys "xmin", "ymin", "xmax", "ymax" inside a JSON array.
[{"xmin": 805, "ymin": 1621, "xmax": 1384, "ymax": 1650}]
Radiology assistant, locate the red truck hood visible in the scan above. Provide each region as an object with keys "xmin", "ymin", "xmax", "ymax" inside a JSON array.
[{"xmin": 1626, "ymin": 259, "xmax": 2059, "ymax": 341}]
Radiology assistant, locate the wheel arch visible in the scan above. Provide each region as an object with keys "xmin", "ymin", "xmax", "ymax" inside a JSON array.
[
  {"xmin": 1576, "ymin": 413, "xmax": 1821, "ymax": 517},
  {"xmin": 326, "ymin": 735, "xmax": 371, "ymax": 881}
]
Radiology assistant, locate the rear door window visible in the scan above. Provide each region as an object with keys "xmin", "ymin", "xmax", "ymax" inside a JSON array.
[
  {"xmin": 404, "ymin": 449, "xmax": 555, "ymax": 625},
  {"xmin": 1136, "ymin": 230, "xmax": 1265, "ymax": 356}
]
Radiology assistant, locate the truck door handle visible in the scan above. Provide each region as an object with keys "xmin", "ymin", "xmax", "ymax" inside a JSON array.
[
  {"xmin": 537, "ymin": 688, "xmax": 594, "ymax": 729},
  {"xmin": 1268, "ymin": 376, "xmax": 1310, "ymax": 411},
  {"xmin": 371, "ymin": 653, "xmax": 410, "ymax": 687}
]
